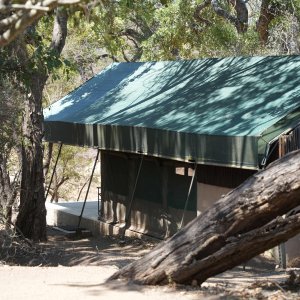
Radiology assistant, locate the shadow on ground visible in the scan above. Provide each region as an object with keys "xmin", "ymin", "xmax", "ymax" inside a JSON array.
[{"xmin": 0, "ymin": 226, "xmax": 157, "ymax": 268}]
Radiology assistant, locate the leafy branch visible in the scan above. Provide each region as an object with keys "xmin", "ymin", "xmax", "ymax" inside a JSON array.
[{"xmin": 0, "ymin": 0, "xmax": 82, "ymax": 46}]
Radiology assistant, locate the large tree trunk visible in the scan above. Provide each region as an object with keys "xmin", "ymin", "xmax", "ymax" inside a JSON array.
[
  {"xmin": 16, "ymin": 72, "xmax": 48, "ymax": 240},
  {"xmin": 110, "ymin": 150, "xmax": 300, "ymax": 285},
  {"xmin": 15, "ymin": 9, "xmax": 68, "ymax": 240}
]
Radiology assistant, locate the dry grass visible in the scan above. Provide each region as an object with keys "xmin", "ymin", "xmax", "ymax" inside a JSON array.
[{"xmin": 0, "ymin": 224, "xmax": 47, "ymax": 266}]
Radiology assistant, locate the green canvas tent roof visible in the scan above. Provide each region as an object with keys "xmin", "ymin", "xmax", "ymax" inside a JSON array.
[{"xmin": 44, "ymin": 56, "xmax": 300, "ymax": 170}]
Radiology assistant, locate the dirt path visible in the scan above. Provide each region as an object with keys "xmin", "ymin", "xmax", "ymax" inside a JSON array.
[
  {"xmin": 1, "ymin": 266, "xmax": 210, "ymax": 300},
  {"xmin": 0, "ymin": 265, "xmax": 296, "ymax": 300},
  {"xmin": 0, "ymin": 226, "xmax": 299, "ymax": 299}
]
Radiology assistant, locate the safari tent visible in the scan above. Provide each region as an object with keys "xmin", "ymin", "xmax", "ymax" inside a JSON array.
[{"xmin": 44, "ymin": 56, "xmax": 300, "ymax": 241}]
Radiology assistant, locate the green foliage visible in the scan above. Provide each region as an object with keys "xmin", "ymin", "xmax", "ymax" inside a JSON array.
[
  {"xmin": 142, "ymin": 0, "xmax": 193, "ymax": 59},
  {"xmin": 83, "ymin": 0, "xmax": 300, "ymax": 61},
  {"xmin": 0, "ymin": 18, "xmax": 75, "ymax": 93},
  {"xmin": 140, "ymin": 0, "xmax": 240, "ymax": 60},
  {"xmin": 44, "ymin": 65, "xmax": 79, "ymax": 106},
  {"xmin": 90, "ymin": 0, "xmax": 158, "ymax": 61},
  {"xmin": 63, "ymin": 16, "xmax": 105, "ymax": 75},
  {"xmin": 0, "ymin": 76, "xmax": 23, "ymax": 155},
  {"xmin": 26, "ymin": 43, "xmax": 75, "ymax": 82},
  {"xmin": 53, "ymin": 144, "xmax": 82, "ymax": 180},
  {"xmin": 43, "ymin": 12, "xmax": 112, "ymax": 105}
]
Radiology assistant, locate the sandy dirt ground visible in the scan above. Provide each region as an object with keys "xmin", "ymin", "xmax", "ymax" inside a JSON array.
[
  {"xmin": 1, "ymin": 265, "xmax": 298, "ymax": 300},
  {"xmin": 1, "ymin": 265, "xmax": 208, "ymax": 300},
  {"xmin": 0, "ymin": 226, "xmax": 300, "ymax": 300}
]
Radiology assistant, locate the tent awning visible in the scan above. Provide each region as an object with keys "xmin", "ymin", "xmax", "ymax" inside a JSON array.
[{"xmin": 44, "ymin": 56, "xmax": 300, "ymax": 169}]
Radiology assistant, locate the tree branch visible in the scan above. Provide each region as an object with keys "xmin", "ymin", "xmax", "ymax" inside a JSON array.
[
  {"xmin": 211, "ymin": 0, "xmax": 239, "ymax": 29},
  {"xmin": 50, "ymin": 7, "xmax": 68, "ymax": 53},
  {"xmin": 0, "ymin": 11, "xmax": 23, "ymax": 31},
  {"xmin": 194, "ymin": 0, "xmax": 248, "ymax": 33},
  {"xmin": 120, "ymin": 28, "xmax": 144, "ymax": 43},
  {"xmin": 0, "ymin": 9, "xmax": 45, "ymax": 46},
  {"xmin": 0, "ymin": 0, "xmax": 81, "ymax": 47},
  {"xmin": 194, "ymin": 0, "xmax": 211, "ymax": 25},
  {"xmin": 229, "ymin": 0, "xmax": 248, "ymax": 33},
  {"xmin": 1, "ymin": 3, "xmax": 51, "ymax": 12}
]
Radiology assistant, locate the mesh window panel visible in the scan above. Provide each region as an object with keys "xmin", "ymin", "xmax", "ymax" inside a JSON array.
[
  {"xmin": 167, "ymin": 165, "xmax": 197, "ymax": 211},
  {"xmin": 135, "ymin": 158, "xmax": 162, "ymax": 204},
  {"xmin": 104, "ymin": 153, "xmax": 129, "ymax": 196}
]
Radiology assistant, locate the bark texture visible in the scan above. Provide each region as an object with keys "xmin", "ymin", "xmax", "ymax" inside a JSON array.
[
  {"xmin": 194, "ymin": 0, "xmax": 248, "ymax": 34},
  {"xmin": 16, "ymin": 9, "xmax": 68, "ymax": 240},
  {"xmin": 0, "ymin": 153, "xmax": 20, "ymax": 227},
  {"xmin": 16, "ymin": 71, "xmax": 48, "ymax": 240},
  {"xmin": 211, "ymin": 0, "xmax": 248, "ymax": 33},
  {"xmin": 110, "ymin": 150, "xmax": 300, "ymax": 285},
  {"xmin": 256, "ymin": 0, "xmax": 278, "ymax": 45},
  {"xmin": 43, "ymin": 142, "xmax": 53, "ymax": 177}
]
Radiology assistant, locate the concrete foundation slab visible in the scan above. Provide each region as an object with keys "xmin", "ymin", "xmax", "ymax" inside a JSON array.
[{"xmin": 46, "ymin": 201, "xmax": 160, "ymax": 240}]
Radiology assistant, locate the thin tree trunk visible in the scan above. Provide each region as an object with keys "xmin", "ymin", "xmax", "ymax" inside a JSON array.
[
  {"xmin": 229, "ymin": 0, "xmax": 248, "ymax": 33},
  {"xmin": 110, "ymin": 150, "xmax": 300, "ymax": 285},
  {"xmin": 256, "ymin": 0, "xmax": 278, "ymax": 45},
  {"xmin": 44, "ymin": 142, "xmax": 53, "ymax": 177},
  {"xmin": 4, "ymin": 169, "xmax": 20, "ymax": 229},
  {"xmin": 50, "ymin": 173, "xmax": 69, "ymax": 203},
  {"xmin": 0, "ymin": 153, "xmax": 13, "ymax": 226},
  {"xmin": 0, "ymin": 152, "xmax": 20, "ymax": 228}
]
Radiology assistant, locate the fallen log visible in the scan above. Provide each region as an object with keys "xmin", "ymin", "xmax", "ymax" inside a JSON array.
[{"xmin": 109, "ymin": 150, "xmax": 300, "ymax": 285}]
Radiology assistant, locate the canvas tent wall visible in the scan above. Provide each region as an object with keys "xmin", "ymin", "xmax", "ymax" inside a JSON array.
[
  {"xmin": 100, "ymin": 150, "xmax": 255, "ymax": 238},
  {"xmin": 44, "ymin": 55, "xmax": 300, "ymax": 238},
  {"xmin": 100, "ymin": 151, "xmax": 198, "ymax": 238}
]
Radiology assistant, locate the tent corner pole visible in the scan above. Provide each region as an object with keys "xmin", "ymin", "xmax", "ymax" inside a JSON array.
[{"xmin": 77, "ymin": 148, "xmax": 100, "ymax": 229}]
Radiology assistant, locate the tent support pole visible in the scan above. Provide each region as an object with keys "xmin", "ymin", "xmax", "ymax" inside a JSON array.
[
  {"xmin": 77, "ymin": 149, "xmax": 100, "ymax": 229},
  {"xmin": 123, "ymin": 154, "xmax": 144, "ymax": 236},
  {"xmin": 180, "ymin": 162, "xmax": 197, "ymax": 229},
  {"xmin": 45, "ymin": 143, "xmax": 63, "ymax": 200}
]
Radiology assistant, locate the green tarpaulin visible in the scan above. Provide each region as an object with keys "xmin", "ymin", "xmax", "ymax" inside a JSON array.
[{"xmin": 44, "ymin": 56, "xmax": 300, "ymax": 169}]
